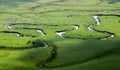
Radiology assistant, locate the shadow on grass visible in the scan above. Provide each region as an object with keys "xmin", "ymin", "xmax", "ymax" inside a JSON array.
[
  {"xmin": 39, "ymin": 39, "xmax": 120, "ymax": 68},
  {"xmin": 0, "ymin": 39, "xmax": 47, "ymax": 50},
  {"xmin": 2, "ymin": 38, "xmax": 120, "ymax": 69}
]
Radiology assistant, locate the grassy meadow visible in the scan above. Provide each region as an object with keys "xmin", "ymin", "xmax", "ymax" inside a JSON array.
[{"xmin": 0, "ymin": 0, "xmax": 120, "ymax": 70}]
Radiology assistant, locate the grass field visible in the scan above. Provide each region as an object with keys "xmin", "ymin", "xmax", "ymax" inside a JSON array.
[{"xmin": 0, "ymin": 0, "xmax": 120, "ymax": 70}]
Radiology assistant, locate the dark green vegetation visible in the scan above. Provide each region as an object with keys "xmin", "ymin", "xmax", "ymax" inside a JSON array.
[
  {"xmin": 0, "ymin": 0, "xmax": 120, "ymax": 70},
  {"xmin": 102, "ymin": 0, "xmax": 120, "ymax": 4}
]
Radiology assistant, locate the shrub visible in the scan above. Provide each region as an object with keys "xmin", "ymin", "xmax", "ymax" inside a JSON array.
[{"xmin": 32, "ymin": 39, "xmax": 45, "ymax": 48}]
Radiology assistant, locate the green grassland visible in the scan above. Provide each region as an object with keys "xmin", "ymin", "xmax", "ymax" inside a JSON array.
[{"xmin": 0, "ymin": 0, "xmax": 120, "ymax": 70}]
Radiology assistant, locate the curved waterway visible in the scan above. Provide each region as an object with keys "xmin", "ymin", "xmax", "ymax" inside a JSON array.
[
  {"xmin": 7, "ymin": 25, "xmax": 12, "ymax": 29},
  {"xmin": 56, "ymin": 25, "xmax": 79, "ymax": 38},
  {"xmin": 55, "ymin": 31, "xmax": 66, "ymax": 38},
  {"xmin": 0, "ymin": 31, "xmax": 22, "ymax": 37},
  {"xmin": 92, "ymin": 16, "xmax": 100, "ymax": 25},
  {"xmin": 36, "ymin": 29, "xmax": 46, "ymax": 36},
  {"xmin": 87, "ymin": 15, "xmax": 115, "ymax": 40},
  {"xmin": 22, "ymin": 28, "xmax": 46, "ymax": 36},
  {"xmin": 73, "ymin": 25, "xmax": 79, "ymax": 30}
]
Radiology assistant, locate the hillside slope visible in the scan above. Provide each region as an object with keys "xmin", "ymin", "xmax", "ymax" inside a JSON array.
[{"xmin": 0, "ymin": 0, "xmax": 120, "ymax": 70}]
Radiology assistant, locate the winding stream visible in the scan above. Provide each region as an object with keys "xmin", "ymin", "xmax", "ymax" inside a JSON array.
[
  {"xmin": 38, "ymin": 42, "xmax": 57, "ymax": 68},
  {"xmin": 0, "ymin": 31, "xmax": 22, "ymax": 37},
  {"xmin": 101, "ymin": 35, "xmax": 114, "ymax": 40},
  {"xmin": 7, "ymin": 23, "xmax": 80, "ymax": 38},
  {"xmin": 16, "ymin": 33, "xmax": 20, "ymax": 37},
  {"xmin": 56, "ymin": 31, "xmax": 66, "ymax": 38},
  {"xmin": 87, "ymin": 25, "xmax": 94, "ymax": 31},
  {"xmin": 36, "ymin": 29, "xmax": 46, "ymax": 36},
  {"xmin": 22, "ymin": 28, "xmax": 46, "ymax": 36},
  {"xmin": 73, "ymin": 25, "xmax": 79, "ymax": 30},
  {"xmin": 55, "ymin": 25, "xmax": 79, "ymax": 38},
  {"xmin": 92, "ymin": 16, "xmax": 100, "ymax": 25},
  {"xmin": 87, "ymin": 15, "xmax": 115, "ymax": 40},
  {"xmin": 7, "ymin": 23, "xmax": 47, "ymax": 36},
  {"xmin": 0, "ymin": 14, "xmax": 118, "ymax": 69},
  {"xmin": 7, "ymin": 25, "xmax": 12, "ymax": 29}
]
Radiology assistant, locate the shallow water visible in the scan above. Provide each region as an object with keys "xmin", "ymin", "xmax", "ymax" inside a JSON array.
[
  {"xmin": 56, "ymin": 31, "xmax": 66, "ymax": 38},
  {"xmin": 36, "ymin": 29, "xmax": 45, "ymax": 36},
  {"xmin": 92, "ymin": 16, "xmax": 100, "ymax": 25},
  {"xmin": 73, "ymin": 25, "xmax": 79, "ymax": 30},
  {"xmin": 7, "ymin": 25, "xmax": 12, "ymax": 29}
]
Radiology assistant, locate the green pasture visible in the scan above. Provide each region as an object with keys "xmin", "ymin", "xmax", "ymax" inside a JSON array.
[{"xmin": 0, "ymin": 0, "xmax": 120, "ymax": 70}]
